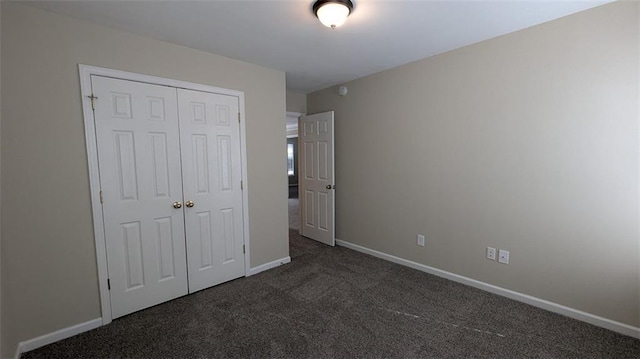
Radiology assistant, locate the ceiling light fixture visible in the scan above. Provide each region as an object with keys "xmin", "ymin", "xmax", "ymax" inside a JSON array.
[{"xmin": 313, "ymin": 0, "xmax": 354, "ymax": 29}]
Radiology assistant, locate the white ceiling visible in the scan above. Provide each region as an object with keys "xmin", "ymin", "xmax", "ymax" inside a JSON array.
[{"xmin": 24, "ymin": 0, "xmax": 612, "ymax": 94}]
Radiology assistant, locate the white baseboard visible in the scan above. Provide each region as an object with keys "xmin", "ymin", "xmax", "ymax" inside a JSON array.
[
  {"xmin": 336, "ymin": 239, "xmax": 640, "ymax": 339},
  {"xmin": 247, "ymin": 256, "xmax": 291, "ymax": 276},
  {"xmin": 16, "ymin": 318, "xmax": 102, "ymax": 358}
]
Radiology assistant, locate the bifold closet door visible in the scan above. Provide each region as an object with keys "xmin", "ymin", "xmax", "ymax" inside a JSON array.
[
  {"xmin": 178, "ymin": 89, "xmax": 246, "ymax": 293},
  {"xmin": 93, "ymin": 76, "xmax": 189, "ymax": 319}
]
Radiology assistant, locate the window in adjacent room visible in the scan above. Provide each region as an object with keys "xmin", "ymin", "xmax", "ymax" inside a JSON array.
[{"xmin": 287, "ymin": 143, "xmax": 295, "ymax": 176}]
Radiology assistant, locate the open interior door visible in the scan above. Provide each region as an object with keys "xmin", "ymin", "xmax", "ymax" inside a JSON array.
[{"xmin": 299, "ymin": 111, "xmax": 335, "ymax": 246}]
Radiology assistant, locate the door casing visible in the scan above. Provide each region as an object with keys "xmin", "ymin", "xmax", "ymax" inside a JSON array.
[{"xmin": 79, "ymin": 64, "xmax": 251, "ymax": 325}]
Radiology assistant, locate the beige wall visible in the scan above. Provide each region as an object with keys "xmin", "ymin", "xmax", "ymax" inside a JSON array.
[
  {"xmin": 1, "ymin": 2, "xmax": 288, "ymax": 357},
  {"xmin": 286, "ymin": 90, "xmax": 307, "ymax": 114},
  {"xmin": 308, "ymin": 1, "xmax": 639, "ymax": 328}
]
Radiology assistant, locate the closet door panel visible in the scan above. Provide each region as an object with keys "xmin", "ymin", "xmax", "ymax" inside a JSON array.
[
  {"xmin": 178, "ymin": 89, "xmax": 245, "ymax": 293},
  {"xmin": 93, "ymin": 76, "xmax": 188, "ymax": 319}
]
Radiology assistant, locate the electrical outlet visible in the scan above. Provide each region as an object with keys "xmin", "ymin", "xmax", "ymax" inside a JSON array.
[
  {"xmin": 417, "ymin": 234, "xmax": 425, "ymax": 247},
  {"xmin": 486, "ymin": 247, "xmax": 496, "ymax": 260},
  {"xmin": 498, "ymin": 249, "xmax": 510, "ymax": 264},
  {"xmin": 487, "ymin": 247, "xmax": 497, "ymax": 260}
]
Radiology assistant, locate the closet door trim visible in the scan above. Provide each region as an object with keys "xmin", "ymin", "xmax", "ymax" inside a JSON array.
[{"xmin": 79, "ymin": 64, "xmax": 251, "ymax": 325}]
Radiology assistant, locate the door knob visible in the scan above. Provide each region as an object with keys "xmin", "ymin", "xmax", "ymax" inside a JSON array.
[
  {"xmin": 185, "ymin": 200, "xmax": 195, "ymax": 208},
  {"xmin": 326, "ymin": 185, "xmax": 334, "ymax": 190},
  {"xmin": 172, "ymin": 201, "xmax": 182, "ymax": 209}
]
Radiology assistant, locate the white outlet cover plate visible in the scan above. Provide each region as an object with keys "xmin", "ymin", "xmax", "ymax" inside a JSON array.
[
  {"xmin": 498, "ymin": 249, "xmax": 510, "ymax": 264},
  {"xmin": 487, "ymin": 247, "xmax": 496, "ymax": 260},
  {"xmin": 417, "ymin": 235, "xmax": 425, "ymax": 247}
]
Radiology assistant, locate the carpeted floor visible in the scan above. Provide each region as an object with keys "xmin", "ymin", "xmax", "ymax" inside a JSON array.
[
  {"xmin": 289, "ymin": 197, "xmax": 299, "ymax": 231},
  {"xmin": 22, "ymin": 229, "xmax": 639, "ymax": 358}
]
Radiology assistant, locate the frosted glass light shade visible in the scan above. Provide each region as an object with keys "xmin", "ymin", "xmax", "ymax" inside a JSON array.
[
  {"xmin": 313, "ymin": 0, "xmax": 354, "ymax": 29},
  {"xmin": 317, "ymin": 3, "xmax": 350, "ymax": 28}
]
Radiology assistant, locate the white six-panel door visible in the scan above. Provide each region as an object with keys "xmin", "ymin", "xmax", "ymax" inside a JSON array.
[
  {"xmin": 178, "ymin": 89, "xmax": 245, "ymax": 292},
  {"xmin": 300, "ymin": 111, "xmax": 335, "ymax": 246},
  {"xmin": 93, "ymin": 76, "xmax": 189, "ymax": 318},
  {"xmin": 93, "ymin": 76, "xmax": 246, "ymax": 318}
]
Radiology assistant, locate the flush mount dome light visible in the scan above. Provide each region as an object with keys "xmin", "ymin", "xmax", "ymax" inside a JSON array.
[{"xmin": 313, "ymin": 0, "xmax": 354, "ymax": 29}]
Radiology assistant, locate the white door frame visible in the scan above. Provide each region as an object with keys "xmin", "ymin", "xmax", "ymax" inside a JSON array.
[{"xmin": 79, "ymin": 64, "xmax": 251, "ymax": 325}]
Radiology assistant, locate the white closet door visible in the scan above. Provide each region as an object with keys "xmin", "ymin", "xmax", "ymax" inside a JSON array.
[
  {"xmin": 178, "ymin": 89, "xmax": 245, "ymax": 293},
  {"xmin": 93, "ymin": 76, "xmax": 188, "ymax": 318}
]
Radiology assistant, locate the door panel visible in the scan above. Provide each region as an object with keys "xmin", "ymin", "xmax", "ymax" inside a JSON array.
[
  {"xmin": 304, "ymin": 142, "xmax": 315, "ymax": 179},
  {"xmin": 155, "ymin": 217, "xmax": 177, "ymax": 280},
  {"xmin": 178, "ymin": 89, "xmax": 245, "ymax": 293},
  {"xmin": 122, "ymin": 221, "xmax": 144, "ymax": 289},
  {"xmin": 304, "ymin": 190, "xmax": 315, "ymax": 228},
  {"xmin": 149, "ymin": 133, "xmax": 171, "ymax": 198},
  {"xmin": 196, "ymin": 211, "xmax": 214, "ymax": 269},
  {"xmin": 113, "ymin": 131, "xmax": 138, "ymax": 200},
  {"xmin": 300, "ymin": 111, "xmax": 335, "ymax": 246},
  {"xmin": 93, "ymin": 76, "xmax": 188, "ymax": 319}
]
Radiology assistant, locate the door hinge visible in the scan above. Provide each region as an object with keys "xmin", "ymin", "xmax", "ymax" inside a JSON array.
[
  {"xmin": 107, "ymin": 279, "xmax": 111, "ymax": 290},
  {"xmin": 243, "ymin": 244, "xmax": 245, "ymax": 254},
  {"xmin": 87, "ymin": 94, "xmax": 98, "ymax": 111},
  {"xmin": 238, "ymin": 112, "xmax": 241, "ymax": 123},
  {"xmin": 240, "ymin": 180, "xmax": 243, "ymax": 190},
  {"xmin": 100, "ymin": 190, "xmax": 104, "ymax": 204}
]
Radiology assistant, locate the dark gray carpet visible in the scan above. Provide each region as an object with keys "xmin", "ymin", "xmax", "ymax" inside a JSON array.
[
  {"xmin": 288, "ymin": 198, "xmax": 299, "ymax": 231},
  {"xmin": 288, "ymin": 185, "xmax": 298, "ymax": 199},
  {"xmin": 23, "ymin": 229, "xmax": 639, "ymax": 358}
]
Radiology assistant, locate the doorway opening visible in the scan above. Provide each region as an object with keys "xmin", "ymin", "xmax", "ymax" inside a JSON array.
[{"xmin": 286, "ymin": 112, "xmax": 302, "ymax": 232}]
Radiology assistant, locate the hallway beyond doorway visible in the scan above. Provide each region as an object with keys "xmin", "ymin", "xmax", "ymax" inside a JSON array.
[{"xmin": 288, "ymin": 197, "xmax": 299, "ymax": 231}]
